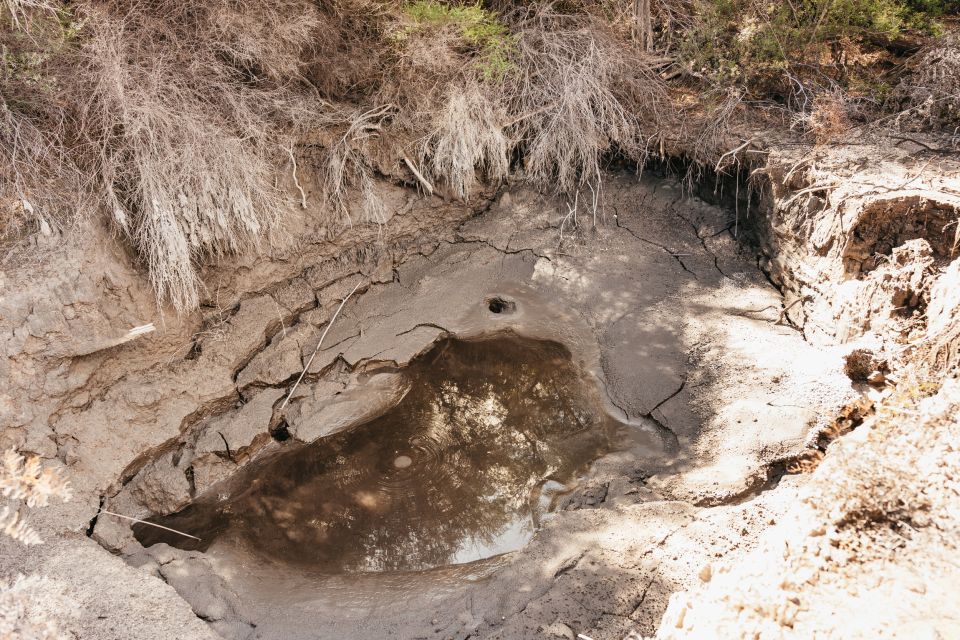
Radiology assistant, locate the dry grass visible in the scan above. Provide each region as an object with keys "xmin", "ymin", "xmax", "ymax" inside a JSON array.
[
  {"xmin": 3, "ymin": 0, "xmax": 950, "ymax": 311},
  {"xmin": 419, "ymin": 82, "xmax": 509, "ymax": 200},
  {"xmin": 388, "ymin": 4, "xmax": 667, "ymax": 201},
  {"xmin": 1, "ymin": 0, "xmax": 323, "ymax": 310},
  {"xmin": 319, "ymin": 105, "xmax": 392, "ymax": 226},
  {"xmin": 0, "ymin": 101, "xmax": 77, "ymax": 239},
  {"xmin": 68, "ymin": 1, "xmax": 321, "ymax": 311},
  {"xmin": 501, "ymin": 8, "xmax": 665, "ymax": 195},
  {"xmin": 0, "ymin": 0, "xmax": 685, "ymax": 303}
]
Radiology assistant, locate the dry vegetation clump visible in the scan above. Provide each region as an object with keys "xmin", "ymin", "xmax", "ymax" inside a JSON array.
[
  {"xmin": 804, "ymin": 91, "xmax": 854, "ymax": 144},
  {"xmin": 70, "ymin": 0, "xmax": 322, "ymax": 311},
  {"xmin": 892, "ymin": 31, "xmax": 960, "ymax": 132},
  {"xmin": 0, "ymin": 449, "xmax": 71, "ymax": 545},
  {"xmin": 500, "ymin": 8, "xmax": 665, "ymax": 194},
  {"xmin": 318, "ymin": 104, "xmax": 393, "ymax": 225},
  {"xmin": 380, "ymin": 0, "xmax": 515, "ymax": 197},
  {"xmin": 0, "ymin": 3, "xmax": 83, "ymax": 240},
  {"xmin": 305, "ymin": 0, "xmax": 393, "ymax": 99},
  {"xmin": 1, "ymin": 0, "xmax": 326, "ymax": 310},
  {"xmin": 0, "ymin": 448, "xmax": 75, "ymax": 637},
  {"xmin": 663, "ymin": 0, "xmax": 956, "ymax": 146},
  {"xmin": 386, "ymin": 3, "xmax": 666, "ymax": 201},
  {"xmin": 420, "ymin": 82, "xmax": 509, "ymax": 200},
  {"xmin": 0, "ymin": 574, "xmax": 79, "ymax": 640}
]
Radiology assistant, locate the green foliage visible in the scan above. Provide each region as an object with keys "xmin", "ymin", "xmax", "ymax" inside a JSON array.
[
  {"xmin": 401, "ymin": 1, "xmax": 516, "ymax": 80},
  {"xmin": 0, "ymin": 6, "xmax": 73, "ymax": 93},
  {"xmin": 681, "ymin": 0, "xmax": 950, "ymax": 100}
]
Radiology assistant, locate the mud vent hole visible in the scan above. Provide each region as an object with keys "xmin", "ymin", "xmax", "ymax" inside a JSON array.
[
  {"xmin": 133, "ymin": 337, "xmax": 631, "ymax": 573},
  {"xmin": 487, "ymin": 297, "xmax": 515, "ymax": 314}
]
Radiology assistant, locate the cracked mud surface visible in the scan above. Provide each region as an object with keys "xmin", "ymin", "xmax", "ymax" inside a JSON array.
[{"xmin": 0, "ymin": 171, "xmax": 855, "ymax": 639}]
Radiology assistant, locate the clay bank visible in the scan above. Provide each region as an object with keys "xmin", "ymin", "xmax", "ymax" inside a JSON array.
[{"xmin": 2, "ymin": 151, "xmax": 959, "ymax": 640}]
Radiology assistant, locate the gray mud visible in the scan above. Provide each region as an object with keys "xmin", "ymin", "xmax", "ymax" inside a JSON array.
[
  {"xmin": 1, "ymin": 172, "xmax": 856, "ymax": 640},
  {"xmin": 135, "ymin": 336, "xmax": 652, "ymax": 572}
]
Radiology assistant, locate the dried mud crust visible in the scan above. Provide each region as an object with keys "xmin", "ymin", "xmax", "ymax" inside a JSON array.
[
  {"xmin": 2, "ymin": 171, "xmax": 855, "ymax": 639},
  {"xmin": 642, "ymin": 136, "xmax": 960, "ymax": 640}
]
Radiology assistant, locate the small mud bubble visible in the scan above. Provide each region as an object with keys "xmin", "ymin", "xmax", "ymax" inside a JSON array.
[{"xmin": 134, "ymin": 337, "xmax": 634, "ymax": 573}]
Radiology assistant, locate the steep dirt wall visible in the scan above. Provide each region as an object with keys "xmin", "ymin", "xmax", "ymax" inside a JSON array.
[{"xmin": 752, "ymin": 143, "xmax": 960, "ymax": 372}]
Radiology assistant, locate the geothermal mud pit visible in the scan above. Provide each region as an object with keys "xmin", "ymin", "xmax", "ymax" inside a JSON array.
[
  {"xmin": 7, "ymin": 172, "xmax": 875, "ymax": 639},
  {"xmin": 135, "ymin": 337, "xmax": 632, "ymax": 572}
]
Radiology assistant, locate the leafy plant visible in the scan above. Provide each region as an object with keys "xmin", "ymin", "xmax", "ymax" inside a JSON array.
[
  {"xmin": 679, "ymin": 0, "xmax": 949, "ymax": 102},
  {"xmin": 401, "ymin": 1, "xmax": 517, "ymax": 81}
]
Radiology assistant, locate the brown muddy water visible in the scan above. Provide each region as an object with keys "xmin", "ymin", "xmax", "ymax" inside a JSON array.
[{"xmin": 134, "ymin": 337, "xmax": 632, "ymax": 573}]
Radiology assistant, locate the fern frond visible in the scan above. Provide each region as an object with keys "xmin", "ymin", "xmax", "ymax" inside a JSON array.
[{"xmin": 0, "ymin": 506, "xmax": 43, "ymax": 546}]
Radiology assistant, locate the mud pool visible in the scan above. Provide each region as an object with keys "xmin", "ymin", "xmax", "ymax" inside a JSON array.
[
  {"xmin": 26, "ymin": 174, "xmax": 866, "ymax": 640},
  {"xmin": 134, "ymin": 337, "xmax": 630, "ymax": 573}
]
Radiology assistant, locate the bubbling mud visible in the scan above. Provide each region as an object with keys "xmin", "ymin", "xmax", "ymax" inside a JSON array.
[{"xmin": 134, "ymin": 337, "xmax": 630, "ymax": 572}]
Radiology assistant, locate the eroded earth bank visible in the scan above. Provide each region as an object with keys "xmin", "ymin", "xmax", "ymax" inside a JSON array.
[{"xmin": 2, "ymin": 144, "xmax": 959, "ymax": 640}]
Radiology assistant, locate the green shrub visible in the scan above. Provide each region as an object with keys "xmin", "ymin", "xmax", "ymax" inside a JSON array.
[
  {"xmin": 680, "ymin": 0, "xmax": 948, "ymax": 101},
  {"xmin": 401, "ymin": 1, "xmax": 516, "ymax": 81}
]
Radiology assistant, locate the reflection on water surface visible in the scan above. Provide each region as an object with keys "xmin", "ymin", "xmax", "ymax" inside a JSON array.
[{"xmin": 135, "ymin": 337, "xmax": 625, "ymax": 572}]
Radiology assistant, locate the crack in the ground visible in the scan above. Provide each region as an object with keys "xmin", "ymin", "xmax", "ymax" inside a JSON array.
[
  {"xmin": 217, "ymin": 432, "xmax": 234, "ymax": 463},
  {"xmin": 630, "ymin": 574, "xmax": 660, "ymax": 621},
  {"xmin": 395, "ymin": 322, "xmax": 454, "ymax": 338},
  {"xmin": 446, "ymin": 236, "xmax": 553, "ymax": 262},
  {"xmin": 300, "ymin": 330, "xmax": 362, "ymax": 367},
  {"xmin": 612, "ymin": 207, "xmax": 698, "ymax": 278},
  {"xmin": 649, "ymin": 378, "xmax": 687, "ymax": 416},
  {"xmin": 600, "ymin": 377, "xmax": 681, "ymax": 453},
  {"xmin": 85, "ymin": 495, "xmax": 105, "ymax": 537},
  {"xmin": 674, "ymin": 210, "xmax": 735, "ymax": 280}
]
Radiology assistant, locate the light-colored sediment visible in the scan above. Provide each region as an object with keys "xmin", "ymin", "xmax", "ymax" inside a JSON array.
[{"xmin": 2, "ymin": 139, "xmax": 958, "ymax": 640}]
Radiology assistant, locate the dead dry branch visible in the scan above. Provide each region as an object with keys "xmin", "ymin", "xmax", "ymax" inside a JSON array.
[
  {"xmin": 501, "ymin": 8, "xmax": 666, "ymax": 195},
  {"xmin": 419, "ymin": 83, "xmax": 509, "ymax": 200}
]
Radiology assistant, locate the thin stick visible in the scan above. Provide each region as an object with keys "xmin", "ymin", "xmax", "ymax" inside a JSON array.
[
  {"xmin": 781, "ymin": 183, "xmax": 839, "ymax": 208},
  {"xmin": 97, "ymin": 509, "xmax": 200, "ymax": 541},
  {"xmin": 402, "ymin": 156, "xmax": 434, "ymax": 196},
  {"xmin": 714, "ymin": 138, "xmax": 752, "ymax": 173},
  {"xmin": 285, "ymin": 144, "xmax": 307, "ymax": 209},
  {"xmin": 280, "ymin": 280, "xmax": 364, "ymax": 411}
]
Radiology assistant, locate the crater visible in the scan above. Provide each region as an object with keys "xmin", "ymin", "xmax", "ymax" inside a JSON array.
[
  {"xmin": 133, "ymin": 336, "xmax": 637, "ymax": 573},
  {"xmin": 486, "ymin": 296, "xmax": 516, "ymax": 314}
]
